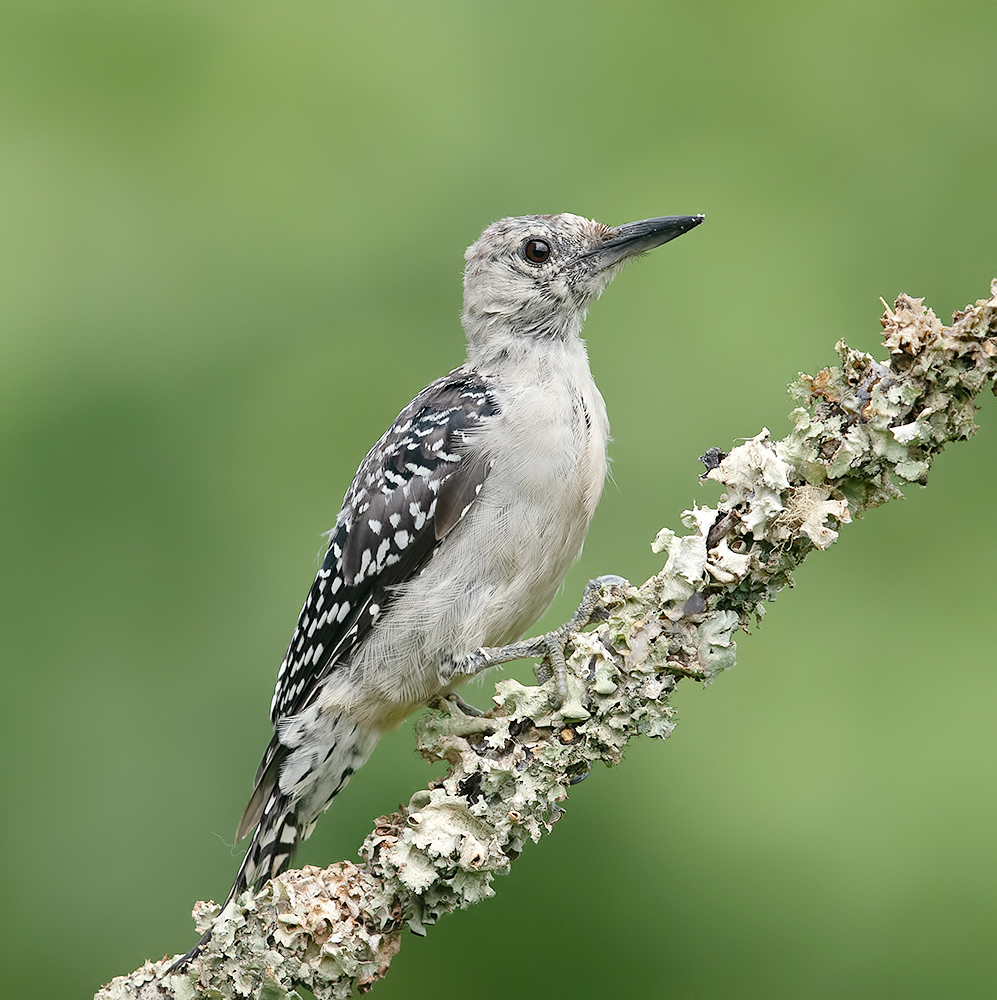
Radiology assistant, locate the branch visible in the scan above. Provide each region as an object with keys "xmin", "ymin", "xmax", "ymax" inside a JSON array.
[{"xmin": 98, "ymin": 279, "xmax": 997, "ymax": 1000}]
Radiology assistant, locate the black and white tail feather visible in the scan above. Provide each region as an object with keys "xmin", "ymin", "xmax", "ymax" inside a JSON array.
[{"xmin": 167, "ymin": 369, "xmax": 498, "ymax": 972}]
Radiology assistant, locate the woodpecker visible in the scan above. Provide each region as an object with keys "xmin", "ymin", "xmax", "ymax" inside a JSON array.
[{"xmin": 171, "ymin": 211, "xmax": 702, "ymax": 969}]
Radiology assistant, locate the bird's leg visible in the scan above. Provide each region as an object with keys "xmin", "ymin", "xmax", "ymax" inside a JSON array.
[
  {"xmin": 440, "ymin": 576, "xmax": 628, "ymax": 702},
  {"xmin": 440, "ymin": 635, "xmax": 548, "ymax": 685}
]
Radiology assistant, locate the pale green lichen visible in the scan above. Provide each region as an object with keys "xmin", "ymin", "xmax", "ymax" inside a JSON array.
[{"xmin": 97, "ymin": 280, "xmax": 997, "ymax": 1000}]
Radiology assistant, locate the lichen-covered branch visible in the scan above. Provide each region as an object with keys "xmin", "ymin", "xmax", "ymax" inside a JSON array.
[{"xmin": 97, "ymin": 280, "xmax": 997, "ymax": 1000}]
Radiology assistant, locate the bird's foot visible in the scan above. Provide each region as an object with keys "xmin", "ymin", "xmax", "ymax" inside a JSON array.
[
  {"xmin": 534, "ymin": 575, "xmax": 629, "ymax": 700},
  {"xmin": 439, "ymin": 576, "xmax": 629, "ymax": 703},
  {"xmin": 564, "ymin": 574, "xmax": 629, "ymax": 633}
]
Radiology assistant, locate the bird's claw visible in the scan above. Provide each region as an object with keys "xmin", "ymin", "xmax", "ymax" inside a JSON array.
[
  {"xmin": 536, "ymin": 575, "xmax": 628, "ymax": 705},
  {"xmin": 445, "ymin": 692, "xmax": 486, "ymax": 717}
]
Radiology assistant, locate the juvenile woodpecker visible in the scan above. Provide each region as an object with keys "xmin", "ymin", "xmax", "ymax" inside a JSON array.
[{"xmin": 173, "ymin": 211, "xmax": 702, "ymax": 967}]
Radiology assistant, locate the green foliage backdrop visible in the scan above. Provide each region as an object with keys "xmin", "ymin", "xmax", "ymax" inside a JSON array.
[{"xmin": 1, "ymin": 2, "xmax": 995, "ymax": 996}]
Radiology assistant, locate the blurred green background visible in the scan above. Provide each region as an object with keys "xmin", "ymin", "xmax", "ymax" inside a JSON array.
[{"xmin": 2, "ymin": 1, "xmax": 995, "ymax": 996}]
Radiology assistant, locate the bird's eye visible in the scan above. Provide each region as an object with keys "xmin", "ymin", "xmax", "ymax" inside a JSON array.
[{"xmin": 523, "ymin": 239, "xmax": 551, "ymax": 264}]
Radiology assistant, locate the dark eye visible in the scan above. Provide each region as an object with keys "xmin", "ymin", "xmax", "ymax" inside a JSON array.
[{"xmin": 523, "ymin": 239, "xmax": 551, "ymax": 264}]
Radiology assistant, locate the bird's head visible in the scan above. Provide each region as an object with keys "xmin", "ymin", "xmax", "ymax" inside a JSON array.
[{"xmin": 461, "ymin": 212, "xmax": 703, "ymax": 352}]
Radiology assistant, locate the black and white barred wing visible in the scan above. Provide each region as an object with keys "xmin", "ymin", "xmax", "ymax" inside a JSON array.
[{"xmin": 236, "ymin": 368, "xmax": 497, "ymax": 842}]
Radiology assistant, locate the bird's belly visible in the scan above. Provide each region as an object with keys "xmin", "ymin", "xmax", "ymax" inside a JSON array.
[
  {"xmin": 341, "ymin": 480, "xmax": 600, "ymax": 723},
  {"xmin": 327, "ymin": 380, "xmax": 608, "ymax": 730}
]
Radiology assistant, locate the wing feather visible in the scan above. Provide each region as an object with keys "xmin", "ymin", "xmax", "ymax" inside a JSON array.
[{"xmin": 238, "ymin": 368, "xmax": 499, "ymax": 838}]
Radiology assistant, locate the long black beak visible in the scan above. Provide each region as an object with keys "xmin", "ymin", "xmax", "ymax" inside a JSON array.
[{"xmin": 587, "ymin": 214, "xmax": 704, "ymax": 269}]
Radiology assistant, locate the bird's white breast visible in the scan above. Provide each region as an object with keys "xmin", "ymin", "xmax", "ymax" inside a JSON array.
[{"xmin": 328, "ymin": 339, "xmax": 609, "ymax": 729}]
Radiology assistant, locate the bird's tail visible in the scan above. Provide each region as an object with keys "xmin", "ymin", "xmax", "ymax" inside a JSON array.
[
  {"xmin": 166, "ymin": 722, "xmax": 380, "ymax": 975},
  {"xmin": 165, "ymin": 787, "xmax": 302, "ymax": 974}
]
